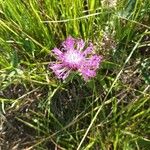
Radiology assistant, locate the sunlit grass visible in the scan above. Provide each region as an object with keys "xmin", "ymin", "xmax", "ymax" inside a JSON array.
[{"xmin": 0, "ymin": 0, "xmax": 150, "ymax": 149}]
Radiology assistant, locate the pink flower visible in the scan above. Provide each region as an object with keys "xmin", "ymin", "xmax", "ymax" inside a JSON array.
[{"xmin": 49, "ymin": 36, "xmax": 102, "ymax": 81}]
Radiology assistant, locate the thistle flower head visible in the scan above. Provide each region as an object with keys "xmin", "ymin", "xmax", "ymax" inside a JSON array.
[{"xmin": 49, "ymin": 36, "xmax": 102, "ymax": 81}]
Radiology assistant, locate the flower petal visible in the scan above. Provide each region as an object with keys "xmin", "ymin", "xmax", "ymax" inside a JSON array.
[
  {"xmin": 50, "ymin": 63, "xmax": 71, "ymax": 80},
  {"xmin": 86, "ymin": 55, "xmax": 102, "ymax": 69},
  {"xmin": 80, "ymin": 68, "xmax": 96, "ymax": 81},
  {"xmin": 76, "ymin": 39, "xmax": 85, "ymax": 51},
  {"xmin": 50, "ymin": 63, "xmax": 63, "ymax": 71},
  {"xmin": 52, "ymin": 48, "xmax": 63, "ymax": 60},
  {"xmin": 83, "ymin": 42, "xmax": 94, "ymax": 56},
  {"xmin": 62, "ymin": 36, "xmax": 75, "ymax": 50}
]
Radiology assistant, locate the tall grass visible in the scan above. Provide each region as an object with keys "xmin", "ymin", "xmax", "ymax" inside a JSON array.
[{"xmin": 0, "ymin": 0, "xmax": 150, "ymax": 149}]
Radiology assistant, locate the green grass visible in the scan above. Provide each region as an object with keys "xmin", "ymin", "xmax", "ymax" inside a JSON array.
[{"xmin": 0, "ymin": 0, "xmax": 150, "ymax": 149}]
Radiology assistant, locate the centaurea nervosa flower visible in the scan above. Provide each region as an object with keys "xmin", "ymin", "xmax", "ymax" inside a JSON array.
[{"xmin": 49, "ymin": 36, "xmax": 102, "ymax": 81}]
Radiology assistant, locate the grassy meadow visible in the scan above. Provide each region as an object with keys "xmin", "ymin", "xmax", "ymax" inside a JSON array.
[{"xmin": 0, "ymin": 0, "xmax": 150, "ymax": 149}]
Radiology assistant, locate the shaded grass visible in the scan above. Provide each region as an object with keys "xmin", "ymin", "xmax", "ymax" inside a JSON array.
[{"xmin": 0, "ymin": 0, "xmax": 150, "ymax": 149}]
